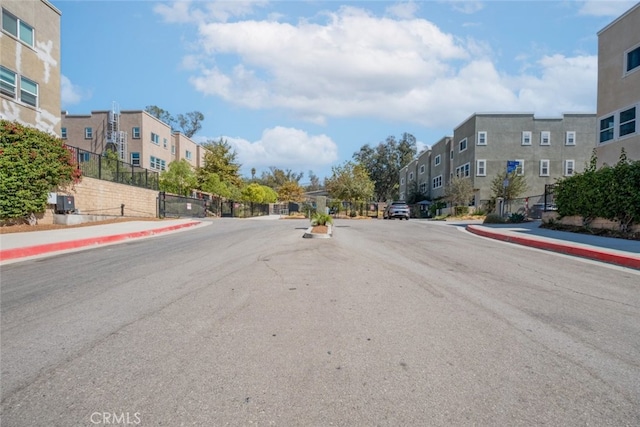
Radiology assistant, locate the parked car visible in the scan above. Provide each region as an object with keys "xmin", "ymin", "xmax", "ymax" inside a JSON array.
[{"xmin": 384, "ymin": 201, "xmax": 410, "ymax": 220}]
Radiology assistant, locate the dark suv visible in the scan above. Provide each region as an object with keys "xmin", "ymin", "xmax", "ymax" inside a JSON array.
[{"xmin": 384, "ymin": 201, "xmax": 410, "ymax": 220}]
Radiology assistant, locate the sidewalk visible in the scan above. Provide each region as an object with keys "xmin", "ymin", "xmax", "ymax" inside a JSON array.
[
  {"xmin": 466, "ymin": 221, "xmax": 640, "ymax": 270},
  {"xmin": 1, "ymin": 218, "xmax": 638, "ymax": 270},
  {"xmin": 0, "ymin": 219, "xmax": 205, "ymax": 264}
]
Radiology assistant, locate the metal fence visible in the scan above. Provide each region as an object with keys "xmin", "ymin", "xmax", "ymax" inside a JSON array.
[
  {"xmin": 68, "ymin": 146, "xmax": 160, "ymax": 190},
  {"xmin": 479, "ymin": 192, "xmax": 556, "ymax": 219},
  {"xmin": 158, "ymin": 192, "xmax": 207, "ymax": 218}
]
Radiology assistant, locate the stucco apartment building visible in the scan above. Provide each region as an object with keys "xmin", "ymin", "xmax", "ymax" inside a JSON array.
[
  {"xmin": 400, "ymin": 113, "xmax": 596, "ymax": 208},
  {"xmin": 596, "ymin": 2, "xmax": 640, "ymax": 166},
  {"xmin": 61, "ymin": 107, "xmax": 205, "ymax": 173},
  {"xmin": 1, "ymin": 0, "xmax": 61, "ymax": 135}
]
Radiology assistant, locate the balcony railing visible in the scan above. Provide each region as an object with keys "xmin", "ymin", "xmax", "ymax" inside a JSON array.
[{"xmin": 67, "ymin": 146, "xmax": 159, "ymax": 191}]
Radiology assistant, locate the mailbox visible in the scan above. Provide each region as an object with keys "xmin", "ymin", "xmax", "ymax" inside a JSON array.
[{"xmin": 56, "ymin": 195, "xmax": 75, "ymax": 213}]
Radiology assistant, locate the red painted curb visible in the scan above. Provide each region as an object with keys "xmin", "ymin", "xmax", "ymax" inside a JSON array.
[
  {"xmin": 0, "ymin": 221, "xmax": 201, "ymax": 262},
  {"xmin": 467, "ymin": 225, "xmax": 640, "ymax": 270}
]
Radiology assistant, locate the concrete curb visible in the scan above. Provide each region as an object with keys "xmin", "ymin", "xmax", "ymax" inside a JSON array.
[
  {"xmin": 0, "ymin": 221, "xmax": 202, "ymax": 262},
  {"xmin": 466, "ymin": 225, "xmax": 640, "ymax": 270},
  {"xmin": 303, "ymin": 225, "xmax": 333, "ymax": 239}
]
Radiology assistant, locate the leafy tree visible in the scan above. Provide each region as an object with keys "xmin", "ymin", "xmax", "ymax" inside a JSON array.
[
  {"xmin": 176, "ymin": 111, "xmax": 204, "ymax": 138},
  {"xmin": 198, "ymin": 138, "xmax": 243, "ymax": 191},
  {"xmin": 490, "ymin": 167, "xmax": 528, "ymax": 205},
  {"xmin": 353, "ymin": 133, "xmax": 417, "ymax": 201},
  {"xmin": 602, "ymin": 150, "xmax": 640, "ymax": 232},
  {"xmin": 200, "ymin": 172, "xmax": 234, "ymax": 199},
  {"xmin": 445, "ymin": 176, "xmax": 475, "ymax": 207},
  {"xmin": 277, "ymin": 181, "xmax": 306, "ymax": 203},
  {"xmin": 260, "ymin": 167, "xmax": 304, "ymax": 189},
  {"xmin": 241, "ymin": 183, "xmax": 277, "ymax": 204},
  {"xmin": 144, "ymin": 106, "xmax": 204, "ymax": 138},
  {"xmin": 0, "ymin": 120, "xmax": 80, "ymax": 221},
  {"xmin": 144, "ymin": 105, "xmax": 175, "ymax": 129},
  {"xmin": 159, "ymin": 159, "xmax": 197, "ymax": 196},
  {"xmin": 325, "ymin": 161, "xmax": 375, "ymax": 211},
  {"xmin": 306, "ymin": 170, "xmax": 323, "ymax": 191},
  {"xmin": 406, "ymin": 180, "xmax": 428, "ymax": 204}
]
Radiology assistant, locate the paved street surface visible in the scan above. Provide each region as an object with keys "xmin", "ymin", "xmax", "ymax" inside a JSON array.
[{"xmin": 1, "ymin": 218, "xmax": 639, "ymax": 426}]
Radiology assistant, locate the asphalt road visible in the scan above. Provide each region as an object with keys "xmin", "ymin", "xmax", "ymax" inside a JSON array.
[{"xmin": 1, "ymin": 218, "xmax": 639, "ymax": 426}]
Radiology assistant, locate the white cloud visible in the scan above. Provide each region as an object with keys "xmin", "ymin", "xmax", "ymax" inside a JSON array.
[
  {"xmin": 154, "ymin": 0, "xmax": 268, "ymax": 24},
  {"xmin": 577, "ymin": 0, "xmax": 637, "ymax": 17},
  {"xmin": 60, "ymin": 75, "xmax": 89, "ymax": 107},
  {"xmin": 160, "ymin": 3, "xmax": 597, "ymax": 134},
  {"xmin": 220, "ymin": 127, "xmax": 339, "ymax": 172},
  {"xmin": 386, "ymin": 1, "xmax": 420, "ymax": 19},
  {"xmin": 447, "ymin": 0, "xmax": 484, "ymax": 15}
]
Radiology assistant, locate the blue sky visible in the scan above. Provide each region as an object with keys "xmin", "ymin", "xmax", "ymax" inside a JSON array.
[{"xmin": 53, "ymin": 0, "xmax": 637, "ymax": 180}]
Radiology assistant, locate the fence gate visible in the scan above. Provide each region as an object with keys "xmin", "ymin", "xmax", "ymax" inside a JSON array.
[
  {"xmin": 221, "ymin": 200, "xmax": 234, "ymax": 217},
  {"xmin": 158, "ymin": 192, "xmax": 206, "ymax": 218}
]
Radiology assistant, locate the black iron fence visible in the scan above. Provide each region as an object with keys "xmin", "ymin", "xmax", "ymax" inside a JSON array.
[
  {"xmin": 158, "ymin": 192, "xmax": 207, "ymax": 218},
  {"xmin": 68, "ymin": 146, "xmax": 159, "ymax": 190}
]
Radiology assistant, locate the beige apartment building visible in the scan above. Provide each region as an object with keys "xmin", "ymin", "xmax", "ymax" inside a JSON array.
[
  {"xmin": 61, "ymin": 107, "xmax": 204, "ymax": 173},
  {"xmin": 596, "ymin": 2, "xmax": 640, "ymax": 166},
  {"xmin": 1, "ymin": 0, "xmax": 61, "ymax": 135}
]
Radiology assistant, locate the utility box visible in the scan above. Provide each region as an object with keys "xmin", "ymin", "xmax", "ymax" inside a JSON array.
[{"xmin": 56, "ymin": 195, "xmax": 75, "ymax": 213}]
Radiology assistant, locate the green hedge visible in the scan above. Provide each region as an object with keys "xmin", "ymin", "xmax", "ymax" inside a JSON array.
[
  {"xmin": 0, "ymin": 120, "xmax": 80, "ymax": 220},
  {"xmin": 554, "ymin": 151, "xmax": 640, "ymax": 232}
]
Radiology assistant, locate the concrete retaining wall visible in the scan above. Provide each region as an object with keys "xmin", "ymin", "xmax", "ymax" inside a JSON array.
[
  {"xmin": 38, "ymin": 177, "xmax": 158, "ymax": 224},
  {"xmin": 542, "ymin": 212, "xmax": 640, "ymax": 232}
]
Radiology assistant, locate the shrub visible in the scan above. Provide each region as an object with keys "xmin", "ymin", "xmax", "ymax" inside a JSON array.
[
  {"xmin": 0, "ymin": 120, "xmax": 80, "ymax": 221},
  {"xmin": 454, "ymin": 206, "xmax": 469, "ymax": 216},
  {"xmin": 311, "ymin": 212, "xmax": 333, "ymax": 226},
  {"xmin": 508, "ymin": 212, "xmax": 526, "ymax": 223},
  {"xmin": 483, "ymin": 213, "xmax": 505, "ymax": 224}
]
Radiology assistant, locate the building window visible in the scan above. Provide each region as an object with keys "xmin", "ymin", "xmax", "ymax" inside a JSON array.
[
  {"xmin": 515, "ymin": 159, "xmax": 524, "ymax": 176},
  {"xmin": 434, "ymin": 154, "xmax": 441, "ymax": 166},
  {"xmin": 19, "ymin": 76, "xmax": 37, "ymax": 107},
  {"xmin": 409, "ymin": 172, "xmax": 414, "ymax": 181},
  {"xmin": 131, "ymin": 152, "xmax": 140, "ymax": 166},
  {"xmin": 450, "ymin": 150, "xmax": 454, "ymax": 159},
  {"xmin": 2, "ymin": 9, "xmax": 34, "ymax": 47},
  {"xmin": 84, "ymin": 127, "xmax": 93, "ymax": 139},
  {"xmin": 477, "ymin": 131, "xmax": 487, "ymax": 145},
  {"xmin": 459, "ymin": 138, "xmax": 467, "ymax": 152},
  {"xmin": 522, "ymin": 131, "xmax": 532, "ymax": 145},
  {"xmin": 401, "ymin": 177, "xmax": 405, "ymax": 185},
  {"xmin": 619, "ymin": 106, "xmax": 636, "ymax": 138},
  {"xmin": 0, "ymin": 66, "xmax": 16, "ymax": 98},
  {"xmin": 564, "ymin": 159, "xmax": 575, "ymax": 176},
  {"xmin": 163, "ymin": 138, "xmax": 168, "ymax": 149},
  {"xmin": 565, "ymin": 131, "xmax": 576, "ymax": 145},
  {"xmin": 419, "ymin": 182, "xmax": 427, "ymax": 193},
  {"xmin": 540, "ymin": 159, "xmax": 550, "ymax": 176},
  {"xmin": 455, "ymin": 162, "xmax": 470, "ymax": 178},
  {"xmin": 185, "ymin": 150, "xmax": 192, "ymax": 160},
  {"xmin": 419, "ymin": 164, "xmax": 425, "ymax": 174},
  {"xmin": 61, "ymin": 127, "xmax": 67, "ymax": 139},
  {"xmin": 599, "ymin": 115, "xmax": 614, "ymax": 143},
  {"xmin": 171, "ymin": 145, "xmax": 176, "ymax": 155},
  {"xmin": 150, "ymin": 156, "xmax": 166, "ymax": 171},
  {"xmin": 476, "ymin": 159, "xmax": 486, "ymax": 176},
  {"xmin": 132, "ymin": 127, "xmax": 140, "ymax": 139},
  {"xmin": 79, "ymin": 152, "xmax": 90, "ymax": 162},
  {"xmin": 432, "ymin": 175, "xmax": 443, "ymax": 189},
  {"xmin": 151, "ymin": 132, "xmax": 159, "ymax": 145},
  {"xmin": 625, "ymin": 45, "xmax": 640, "ymax": 74},
  {"xmin": 540, "ymin": 131, "xmax": 550, "ymax": 145}
]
